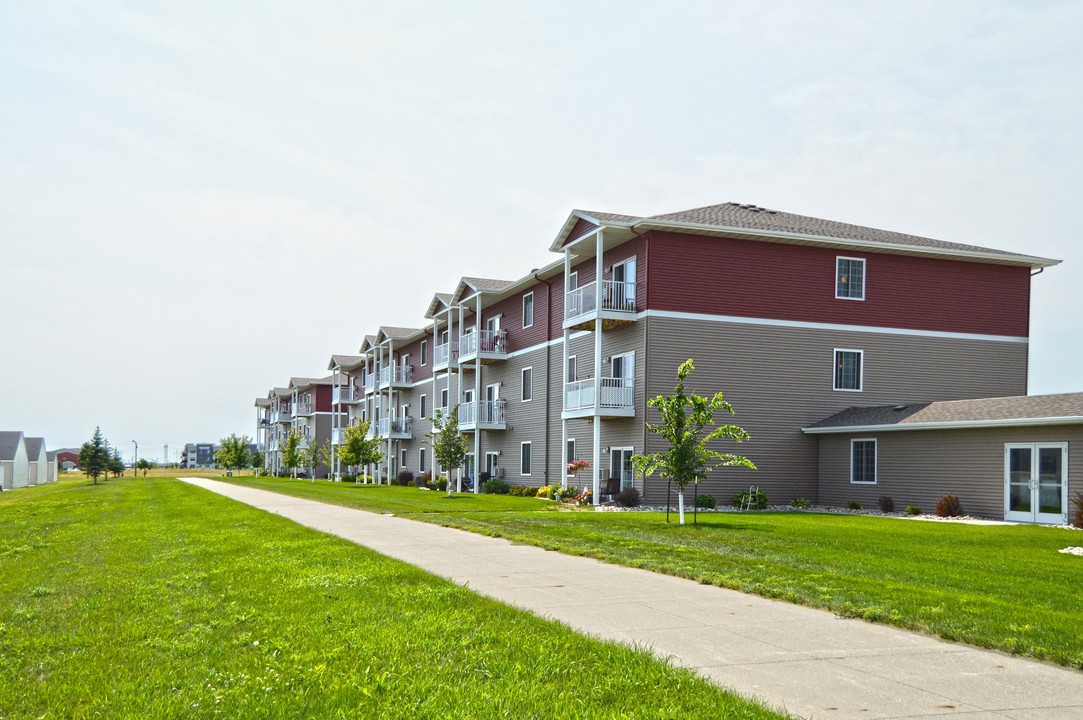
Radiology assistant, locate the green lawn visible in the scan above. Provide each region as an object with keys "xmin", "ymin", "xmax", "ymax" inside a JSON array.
[
  {"xmin": 221, "ymin": 476, "xmax": 1083, "ymax": 669},
  {"xmin": 0, "ymin": 478, "xmax": 785, "ymax": 719}
]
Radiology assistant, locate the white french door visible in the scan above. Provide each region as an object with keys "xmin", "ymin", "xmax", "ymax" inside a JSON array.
[{"xmin": 1004, "ymin": 443, "xmax": 1068, "ymax": 524}]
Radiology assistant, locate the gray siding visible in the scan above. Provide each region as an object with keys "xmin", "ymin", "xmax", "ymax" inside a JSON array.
[
  {"xmin": 816, "ymin": 425, "xmax": 1083, "ymax": 520},
  {"xmin": 642, "ymin": 316, "xmax": 1029, "ymax": 506}
]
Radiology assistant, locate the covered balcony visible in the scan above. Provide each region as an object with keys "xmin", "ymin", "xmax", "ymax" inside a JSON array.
[
  {"xmin": 458, "ymin": 400, "xmax": 507, "ymax": 431},
  {"xmin": 433, "ymin": 341, "xmax": 459, "ymax": 372},
  {"xmin": 271, "ymin": 408, "xmax": 292, "ymax": 424},
  {"xmin": 458, "ymin": 330, "xmax": 508, "ymax": 365},
  {"xmin": 378, "ymin": 365, "xmax": 412, "ymax": 390},
  {"xmin": 332, "ymin": 385, "xmax": 362, "ymax": 405},
  {"xmin": 295, "ymin": 401, "xmax": 314, "ymax": 417},
  {"xmin": 563, "ymin": 280, "xmax": 637, "ymax": 331},
  {"xmin": 561, "ymin": 377, "xmax": 636, "ymax": 419},
  {"xmin": 331, "ymin": 428, "xmax": 344, "ymax": 445},
  {"xmin": 377, "ymin": 416, "xmax": 413, "ymax": 440},
  {"xmin": 363, "ymin": 375, "xmax": 376, "ymax": 395}
]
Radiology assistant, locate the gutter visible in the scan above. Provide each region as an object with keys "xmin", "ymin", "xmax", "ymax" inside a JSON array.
[{"xmin": 802, "ymin": 416, "xmax": 1083, "ymax": 434}]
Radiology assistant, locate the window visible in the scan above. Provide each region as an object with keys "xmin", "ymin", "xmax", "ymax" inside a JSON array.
[
  {"xmin": 834, "ymin": 349, "xmax": 863, "ymax": 391},
  {"xmin": 521, "ymin": 442, "xmax": 532, "ymax": 476},
  {"xmin": 521, "ymin": 367, "xmax": 533, "ymax": 402},
  {"xmin": 419, "ymin": 447, "xmax": 427, "ymax": 473},
  {"xmin": 566, "ymin": 438, "xmax": 575, "ymax": 464},
  {"xmin": 440, "ymin": 388, "xmax": 449, "ymax": 411},
  {"xmin": 566, "ymin": 355, "xmax": 576, "ymax": 382},
  {"xmin": 851, "ymin": 439, "xmax": 877, "ymax": 484},
  {"xmin": 522, "ymin": 292, "xmax": 534, "ymax": 328},
  {"xmin": 420, "ymin": 340, "xmax": 428, "ymax": 365},
  {"xmin": 420, "ymin": 394, "xmax": 427, "ymax": 419},
  {"xmin": 400, "ymin": 449, "xmax": 407, "ymax": 470},
  {"xmin": 836, "ymin": 257, "xmax": 866, "ymax": 300},
  {"xmin": 568, "ymin": 271, "xmax": 578, "ymax": 291}
]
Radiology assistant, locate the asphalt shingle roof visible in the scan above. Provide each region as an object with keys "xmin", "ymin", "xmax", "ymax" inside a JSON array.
[
  {"xmin": 24, "ymin": 437, "xmax": 44, "ymax": 457},
  {"xmin": 462, "ymin": 277, "xmax": 516, "ymax": 292},
  {"xmin": 0, "ymin": 431, "xmax": 24, "ymax": 461},
  {"xmin": 806, "ymin": 392, "xmax": 1083, "ymax": 432}
]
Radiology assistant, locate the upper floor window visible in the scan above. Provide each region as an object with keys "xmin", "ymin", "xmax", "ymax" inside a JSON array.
[
  {"xmin": 420, "ymin": 340, "xmax": 428, "ymax": 365},
  {"xmin": 836, "ymin": 257, "xmax": 865, "ymax": 300},
  {"xmin": 521, "ymin": 367, "xmax": 533, "ymax": 401},
  {"xmin": 834, "ymin": 349, "xmax": 863, "ymax": 391},
  {"xmin": 523, "ymin": 292, "xmax": 534, "ymax": 328},
  {"xmin": 851, "ymin": 439, "xmax": 877, "ymax": 484}
]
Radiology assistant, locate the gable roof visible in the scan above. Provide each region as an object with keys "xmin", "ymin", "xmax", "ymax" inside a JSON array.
[
  {"xmin": 551, "ymin": 202, "xmax": 1059, "ymax": 268},
  {"xmin": 424, "ymin": 292, "xmax": 455, "ymax": 320},
  {"xmin": 0, "ymin": 431, "xmax": 25, "ymax": 461},
  {"xmin": 24, "ymin": 437, "xmax": 45, "ymax": 457},
  {"xmin": 327, "ymin": 354, "xmax": 365, "ymax": 371},
  {"xmin": 450, "ymin": 276, "xmax": 516, "ymax": 304},
  {"xmin": 804, "ymin": 392, "xmax": 1083, "ymax": 434},
  {"xmin": 255, "ymin": 397, "xmax": 271, "ymax": 408}
]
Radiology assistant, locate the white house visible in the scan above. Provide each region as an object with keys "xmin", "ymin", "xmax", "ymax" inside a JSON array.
[
  {"xmin": 0, "ymin": 431, "xmax": 30, "ymax": 490},
  {"xmin": 24, "ymin": 437, "xmax": 48, "ymax": 485}
]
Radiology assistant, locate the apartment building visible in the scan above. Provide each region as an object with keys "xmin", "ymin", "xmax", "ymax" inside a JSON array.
[{"xmin": 260, "ymin": 201, "xmax": 1078, "ymax": 523}]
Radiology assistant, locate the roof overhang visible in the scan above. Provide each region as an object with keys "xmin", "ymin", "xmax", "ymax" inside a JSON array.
[{"xmin": 803, "ymin": 415, "xmax": 1083, "ymax": 434}]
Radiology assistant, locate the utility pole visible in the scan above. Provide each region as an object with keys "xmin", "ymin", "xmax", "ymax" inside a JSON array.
[{"xmin": 132, "ymin": 440, "xmax": 138, "ymax": 473}]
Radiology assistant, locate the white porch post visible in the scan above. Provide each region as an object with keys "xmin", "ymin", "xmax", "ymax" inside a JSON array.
[
  {"xmin": 330, "ymin": 365, "xmax": 338, "ymax": 480},
  {"xmin": 455, "ymin": 303, "xmax": 463, "ymax": 493},
  {"xmin": 561, "ymin": 248, "xmax": 571, "ymax": 489},
  {"xmin": 593, "ymin": 229, "xmax": 603, "ymax": 505},
  {"xmin": 473, "ymin": 291, "xmax": 482, "ymax": 494}
]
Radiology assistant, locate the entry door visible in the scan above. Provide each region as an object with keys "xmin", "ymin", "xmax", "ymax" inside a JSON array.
[
  {"xmin": 464, "ymin": 453, "xmax": 475, "ymax": 482},
  {"xmin": 612, "ymin": 258, "xmax": 636, "ymax": 310},
  {"xmin": 1005, "ymin": 443, "xmax": 1068, "ymax": 524},
  {"xmin": 610, "ymin": 448, "xmax": 634, "ymax": 490},
  {"xmin": 485, "ymin": 451, "xmax": 499, "ymax": 476}
]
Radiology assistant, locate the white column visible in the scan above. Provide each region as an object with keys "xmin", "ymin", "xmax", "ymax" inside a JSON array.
[
  {"xmin": 473, "ymin": 292, "xmax": 481, "ymax": 494},
  {"xmin": 561, "ymin": 248, "xmax": 571, "ymax": 489},
  {"xmin": 593, "ymin": 229, "xmax": 603, "ymax": 505}
]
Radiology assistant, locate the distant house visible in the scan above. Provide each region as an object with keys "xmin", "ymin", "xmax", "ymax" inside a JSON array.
[
  {"xmin": 0, "ymin": 431, "xmax": 30, "ymax": 490},
  {"xmin": 46, "ymin": 451, "xmax": 62, "ymax": 480},
  {"xmin": 53, "ymin": 448, "xmax": 80, "ymax": 471},
  {"xmin": 24, "ymin": 437, "xmax": 48, "ymax": 485}
]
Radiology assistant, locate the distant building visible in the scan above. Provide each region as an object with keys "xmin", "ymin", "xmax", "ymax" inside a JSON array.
[
  {"xmin": 52, "ymin": 448, "xmax": 81, "ymax": 471},
  {"xmin": 180, "ymin": 443, "xmax": 219, "ymax": 469},
  {"xmin": 0, "ymin": 432, "xmax": 56, "ymax": 489}
]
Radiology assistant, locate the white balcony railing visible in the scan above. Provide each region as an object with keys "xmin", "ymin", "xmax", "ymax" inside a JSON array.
[
  {"xmin": 564, "ymin": 377, "xmax": 635, "ymax": 412},
  {"xmin": 331, "ymin": 428, "xmax": 344, "ymax": 445},
  {"xmin": 458, "ymin": 400, "xmax": 506, "ymax": 427},
  {"xmin": 363, "ymin": 375, "xmax": 375, "ymax": 394},
  {"xmin": 271, "ymin": 408, "xmax": 292, "ymax": 423},
  {"xmin": 377, "ymin": 416, "xmax": 413, "ymax": 438},
  {"xmin": 434, "ymin": 342, "xmax": 458, "ymax": 367},
  {"xmin": 565, "ymin": 280, "xmax": 637, "ymax": 320},
  {"xmin": 295, "ymin": 402, "xmax": 314, "ymax": 416},
  {"xmin": 378, "ymin": 366, "xmax": 412, "ymax": 387},
  {"xmin": 459, "ymin": 330, "xmax": 507, "ymax": 359},
  {"xmin": 332, "ymin": 386, "xmax": 360, "ymax": 404}
]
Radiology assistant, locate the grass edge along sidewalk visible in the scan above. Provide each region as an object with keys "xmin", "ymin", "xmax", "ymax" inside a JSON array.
[
  {"xmin": 220, "ymin": 475, "xmax": 1083, "ymax": 670},
  {"xmin": 0, "ymin": 477, "xmax": 787, "ymax": 720}
]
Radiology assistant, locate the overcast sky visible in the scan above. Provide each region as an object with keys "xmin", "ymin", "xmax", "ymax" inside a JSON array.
[{"xmin": 2, "ymin": 1, "xmax": 1081, "ymax": 462}]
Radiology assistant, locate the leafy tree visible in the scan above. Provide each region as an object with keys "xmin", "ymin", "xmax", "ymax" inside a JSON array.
[
  {"xmin": 337, "ymin": 420, "xmax": 384, "ymax": 485},
  {"xmin": 426, "ymin": 406, "xmax": 469, "ymax": 495},
  {"xmin": 215, "ymin": 434, "xmax": 253, "ymax": 473},
  {"xmin": 631, "ymin": 359, "xmax": 756, "ymax": 525},
  {"xmin": 249, "ymin": 448, "xmax": 264, "ymax": 475},
  {"xmin": 280, "ymin": 428, "xmax": 304, "ymax": 479},
  {"xmin": 109, "ymin": 447, "xmax": 126, "ymax": 478},
  {"xmin": 301, "ymin": 439, "xmax": 330, "ymax": 482},
  {"xmin": 135, "ymin": 458, "xmax": 155, "ymax": 477},
  {"xmin": 79, "ymin": 426, "xmax": 111, "ymax": 485}
]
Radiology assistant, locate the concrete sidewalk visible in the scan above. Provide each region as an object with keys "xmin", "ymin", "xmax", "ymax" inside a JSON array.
[{"xmin": 181, "ymin": 478, "xmax": 1083, "ymax": 720}]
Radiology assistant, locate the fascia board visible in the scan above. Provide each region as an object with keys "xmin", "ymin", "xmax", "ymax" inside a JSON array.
[{"xmin": 802, "ymin": 416, "xmax": 1083, "ymax": 434}]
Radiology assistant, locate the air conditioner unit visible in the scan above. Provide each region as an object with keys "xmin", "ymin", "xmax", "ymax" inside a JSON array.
[{"xmin": 495, "ymin": 467, "xmax": 505, "ymax": 479}]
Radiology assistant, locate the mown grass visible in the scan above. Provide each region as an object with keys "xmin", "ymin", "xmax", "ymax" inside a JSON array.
[
  {"xmin": 0, "ymin": 477, "xmax": 785, "ymax": 719},
  {"xmin": 221, "ymin": 476, "xmax": 1083, "ymax": 669}
]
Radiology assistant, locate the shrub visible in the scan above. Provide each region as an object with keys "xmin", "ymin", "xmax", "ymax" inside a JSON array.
[
  {"xmin": 905, "ymin": 505, "xmax": 922, "ymax": 516},
  {"xmin": 415, "ymin": 472, "xmax": 430, "ymax": 488},
  {"xmin": 482, "ymin": 478, "xmax": 511, "ymax": 495},
  {"xmin": 790, "ymin": 497, "xmax": 811, "ymax": 509},
  {"xmin": 536, "ymin": 484, "xmax": 559, "ymax": 500},
  {"xmin": 695, "ymin": 493, "xmax": 716, "ymax": 509},
  {"xmin": 847, "ymin": 501, "xmax": 861, "ymax": 510},
  {"xmin": 732, "ymin": 488, "xmax": 768, "ymax": 510},
  {"xmin": 478, "ymin": 471, "xmax": 492, "ymax": 483},
  {"xmin": 508, "ymin": 485, "xmax": 534, "ymax": 497},
  {"xmin": 877, "ymin": 495, "xmax": 895, "ymax": 513},
  {"xmin": 1071, "ymin": 492, "xmax": 1083, "ymax": 528},
  {"xmin": 936, "ymin": 494, "xmax": 964, "ymax": 517},
  {"xmin": 396, "ymin": 470, "xmax": 415, "ymax": 487},
  {"xmin": 615, "ymin": 487, "xmax": 641, "ymax": 507}
]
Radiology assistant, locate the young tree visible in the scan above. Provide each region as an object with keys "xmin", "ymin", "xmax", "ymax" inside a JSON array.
[
  {"xmin": 215, "ymin": 434, "xmax": 253, "ymax": 473},
  {"xmin": 426, "ymin": 406, "xmax": 469, "ymax": 495},
  {"xmin": 109, "ymin": 447, "xmax": 126, "ymax": 478},
  {"xmin": 135, "ymin": 458, "xmax": 155, "ymax": 477},
  {"xmin": 280, "ymin": 428, "xmax": 304, "ymax": 479},
  {"xmin": 301, "ymin": 439, "xmax": 330, "ymax": 482},
  {"xmin": 631, "ymin": 359, "xmax": 756, "ymax": 525},
  {"xmin": 249, "ymin": 448, "xmax": 264, "ymax": 475},
  {"xmin": 79, "ymin": 426, "xmax": 111, "ymax": 485},
  {"xmin": 337, "ymin": 420, "xmax": 384, "ymax": 485}
]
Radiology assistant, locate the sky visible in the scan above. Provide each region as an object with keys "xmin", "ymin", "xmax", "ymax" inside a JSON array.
[{"xmin": 2, "ymin": 1, "xmax": 1082, "ymax": 462}]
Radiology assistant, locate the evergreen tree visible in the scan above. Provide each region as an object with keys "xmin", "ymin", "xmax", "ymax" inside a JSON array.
[
  {"xmin": 109, "ymin": 447, "xmax": 125, "ymax": 477},
  {"xmin": 79, "ymin": 426, "xmax": 111, "ymax": 485}
]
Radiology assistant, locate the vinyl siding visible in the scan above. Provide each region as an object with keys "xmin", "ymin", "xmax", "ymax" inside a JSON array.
[
  {"xmin": 641, "ymin": 315, "xmax": 1029, "ymax": 505},
  {"xmin": 816, "ymin": 425, "xmax": 1083, "ymax": 520}
]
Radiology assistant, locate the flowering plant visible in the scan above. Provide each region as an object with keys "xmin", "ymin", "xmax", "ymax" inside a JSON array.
[
  {"xmin": 574, "ymin": 489, "xmax": 592, "ymax": 506},
  {"xmin": 566, "ymin": 459, "xmax": 591, "ymax": 474}
]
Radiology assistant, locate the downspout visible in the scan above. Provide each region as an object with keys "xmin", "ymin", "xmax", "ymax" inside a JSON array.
[{"xmin": 534, "ymin": 270, "xmax": 556, "ymax": 487}]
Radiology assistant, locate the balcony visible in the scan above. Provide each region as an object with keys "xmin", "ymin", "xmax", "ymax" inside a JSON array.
[
  {"xmin": 332, "ymin": 385, "xmax": 362, "ymax": 405},
  {"xmin": 378, "ymin": 365, "xmax": 412, "ymax": 390},
  {"xmin": 377, "ymin": 416, "xmax": 413, "ymax": 440},
  {"xmin": 458, "ymin": 330, "xmax": 508, "ymax": 365},
  {"xmin": 458, "ymin": 400, "xmax": 507, "ymax": 431},
  {"xmin": 295, "ymin": 402, "xmax": 314, "ymax": 417},
  {"xmin": 269, "ymin": 439, "xmax": 280, "ymax": 451},
  {"xmin": 433, "ymin": 342, "xmax": 459, "ymax": 372},
  {"xmin": 562, "ymin": 377, "xmax": 636, "ymax": 419},
  {"xmin": 563, "ymin": 280, "xmax": 637, "ymax": 331},
  {"xmin": 331, "ymin": 428, "xmax": 344, "ymax": 445},
  {"xmin": 363, "ymin": 375, "xmax": 376, "ymax": 395},
  {"xmin": 271, "ymin": 409, "xmax": 292, "ymax": 424}
]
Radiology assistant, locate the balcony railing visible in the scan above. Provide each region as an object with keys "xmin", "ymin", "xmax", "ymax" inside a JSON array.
[
  {"xmin": 458, "ymin": 330, "xmax": 508, "ymax": 363},
  {"xmin": 331, "ymin": 428, "xmax": 344, "ymax": 445},
  {"xmin": 295, "ymin": 402, "xmax": 314, "ymax": 416},
  {"xmin": 378, "ymin": 365, "xmax": 412, "ymax": 389},
  {"xmin": 458, "ymin": 400, "xmax": 506, "ymax": 430},
  {"xmin": 271, "ymin": 409, "xmax": 292, "ymax": 424},
  {"xmin": 332, "ymin": 386, "xmax": 361, "ymax": 404},
  {"xmin": 563, "ymin": 377, "xmax": 635, "ymax": 414},
  {"xmin": 565, "ymin": 280, "xmax": 637, "ymax": 322},
  {"xmin": 363, "ymin": 375, "xmax": 376, "ymax": 394},
  {"xmin": 377, "ymin": 416, "xmax": 413, "ymax": 439},
  {"xmin": 434, "ymin": 341, "xmax": 458, "ymax": 369}
]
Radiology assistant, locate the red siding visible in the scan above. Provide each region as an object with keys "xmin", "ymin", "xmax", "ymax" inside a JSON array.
[
  {"xmin": 647, "ymin": 231, "xmax": 1030, "ymax": 337},
  {"xmin": 566, "ymin": 218, "xmax": 598, "ymax": 245},
  {"xmin": 567, "ymin": 235, "xmax": 647, "ymax": 315},
  {"xmin": 315, "ymin": 384, "xmax": 333, "ymax": 412},
  {"xmin": 394, "ymin": 337, "xmax": 428, "ymax": 382}
]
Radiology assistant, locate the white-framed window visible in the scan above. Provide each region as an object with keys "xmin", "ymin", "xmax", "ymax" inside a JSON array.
[
  {"xmin": 440, "ymin": 387, "xmax": 450, "ymax": 411},
  {"xmin": 419, "ymin": 447, "xmax": 427, "ymax": 474},
  {"xmin": 420, "ymin": 394, "xmax": 427, "ymax": 419},
  {"xmin": 834, "ymin": 349, "xmax": 864, "ymax": 392},
  {"xmin": 485, "ymin": 451, "xmax": 499, "ymax": 477},
  {"xmin": 420, "ymin": 340, "xmax": 428, "ymax": 366},
  {"xmin": 568, "ymin": 271, "xmax": 578, "ymax": 291},
  {"xmin": 566, "ymin": 438, "xmax": 575, "ymax": 465},
  {"xmin": 522, "ymin": 292, "xmax": 534, "ymax": 328},
  {"xmin": 851, "ymin": 439, "xmax": 877, "ymax": 484},
  {"xmin": 521, "ymin": 367, "xmax": 533, "ymax": 402},
  {"xmin": 521, "ymin": 442, "xmax": 532, "ymax": 476},
  {"xmin": 566, "ymin": 355, "xmax": 576, "ymax": 382},
  {"xmin": 836, "ymin": 257, "xmax": 866, "ymax": 301},
  {"xmin": 400, "ymin": 448, "xmax": 407, "ymax": 470}
]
